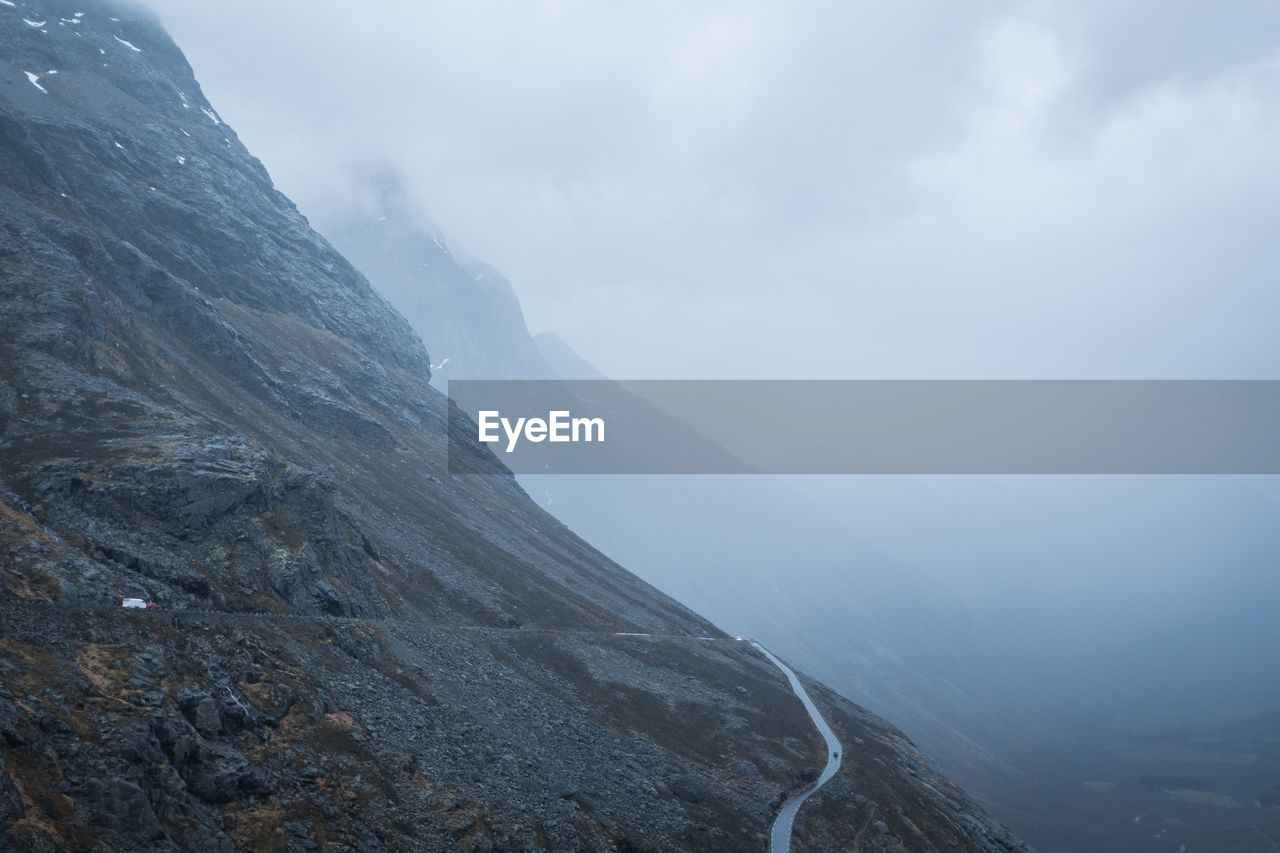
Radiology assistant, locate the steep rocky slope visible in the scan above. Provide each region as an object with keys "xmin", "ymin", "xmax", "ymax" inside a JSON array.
[
  {"xmin": 309, "ymin": 176, "xmax": 556, "ymax": 389},
  {"xmin": 0, "ymin": 2, "xmax": 1029, "ymax": 850}
]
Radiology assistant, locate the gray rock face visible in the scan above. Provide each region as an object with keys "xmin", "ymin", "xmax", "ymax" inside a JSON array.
[
  {"xmin": 177, "ymin": 689, "xmax": 223, "ymax": 738},
  {"xmin": 0, "ymin": 3, "xmax": 1030, "ymax": 852},
  {"xmin": 71, "ymin": 777, "xmax": 164, "ymax": 842},
  {"xmin": 310, "ymin": 177, "xmax": 557, "ymax": 388},
  {"xmin": 0, "ymin": 5, "xmax": 429, "ymax": 382}
]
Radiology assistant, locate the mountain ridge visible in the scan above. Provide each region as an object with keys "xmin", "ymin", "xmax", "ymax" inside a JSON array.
[{"xmin": 0, "ymin": 2, "xmax": 1030, "ymax": 850}]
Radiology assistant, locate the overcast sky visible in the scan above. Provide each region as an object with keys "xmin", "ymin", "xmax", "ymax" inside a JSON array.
[{"xmin": 145, "ymin": 1, "xmax": 1280, "ymax": 380}]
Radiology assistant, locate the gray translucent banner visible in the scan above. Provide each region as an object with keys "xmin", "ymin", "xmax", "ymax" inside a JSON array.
[{"xmin": 446, "ymin": 380, "xmax": 1280, "ymax": 474}]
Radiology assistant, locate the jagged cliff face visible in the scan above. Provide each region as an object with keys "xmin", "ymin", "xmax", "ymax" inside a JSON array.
[
  {"xmin": 309, "ymin": 180, "xmax": 557, "ymax": 389},
  {"xmin": 0, "ymin": 2, "xmax": 1029, "ymax": 851}
]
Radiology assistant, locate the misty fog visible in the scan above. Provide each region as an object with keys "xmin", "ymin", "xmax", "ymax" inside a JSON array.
[{"xmin": 142, "ymin": 2, "xmax": 1280, "ymax": 850}]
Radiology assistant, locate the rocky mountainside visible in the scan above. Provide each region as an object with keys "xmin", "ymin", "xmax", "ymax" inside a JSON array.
[
  {"xmin": 309, "ymin": 176, "xmax": 556, "ymax": 390},
  {"xmin": 533, "ymin": 334, "xmax": 607, "ymax": 382},
  {"xmin": 0, "ymin": 2, "xmax": 1029, "ymax": 851}
]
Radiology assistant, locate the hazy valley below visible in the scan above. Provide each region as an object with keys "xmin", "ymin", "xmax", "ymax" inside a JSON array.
[
  {"xmin": 4, "ymin": 1, "xmax": 1279, "ymax": 850},
  {"xmin": 309, "ymin": 193, "xmax": 1280, "ymax": 851}
]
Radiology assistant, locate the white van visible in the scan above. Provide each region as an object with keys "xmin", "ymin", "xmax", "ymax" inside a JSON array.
[{"xmin": 122, "ymin": 598, "xmax": 146, "ymax": 608}]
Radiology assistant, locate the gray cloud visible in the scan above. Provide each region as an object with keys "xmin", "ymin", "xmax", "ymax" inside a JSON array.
[
  {"xmin": 145, "ymin": 1, "xmax": 1280, "ymax": 380},
  {"xmin": 135, "ymin": 7, "xmax": 1280, "ymax": 825}
]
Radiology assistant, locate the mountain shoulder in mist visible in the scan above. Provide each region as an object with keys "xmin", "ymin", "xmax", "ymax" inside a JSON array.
[
  {"xmin": 0, "ymin": 3, "xmax": 1029, "ymax": 851},
  {"xmin": 535, "ymin": 331, "xmax": 608, "ymax": 380}
]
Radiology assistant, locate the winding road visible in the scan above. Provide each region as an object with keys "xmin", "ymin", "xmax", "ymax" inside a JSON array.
[{"xmin": 752, "ymin": 641, "xmax": 843, "ymax": 853}]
